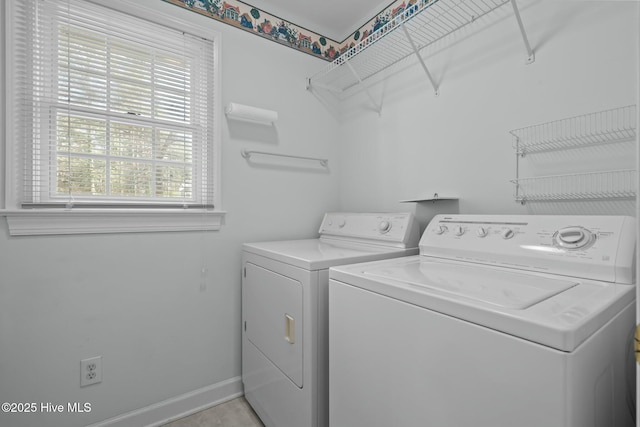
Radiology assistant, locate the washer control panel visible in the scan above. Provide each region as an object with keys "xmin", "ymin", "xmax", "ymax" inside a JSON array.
[
  {"xmin": 319, "ymin": 212, "xmax": 420, "ymax": 249},
  {"xmin": 420, "ymin": 214, "xmax": 636, "ymax": 284}
]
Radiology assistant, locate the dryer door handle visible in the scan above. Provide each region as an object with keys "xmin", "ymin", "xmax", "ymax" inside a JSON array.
[{"xmin": 285, "ymin": 314, "xmax": 295, "ymax": 344}]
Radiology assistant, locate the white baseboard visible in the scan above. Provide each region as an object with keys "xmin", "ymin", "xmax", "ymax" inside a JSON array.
[{"xmin": 86, "ymin": 376, "xmax": 243, "ymax": 427}]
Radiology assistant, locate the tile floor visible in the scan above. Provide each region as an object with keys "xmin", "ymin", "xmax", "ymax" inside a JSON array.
[{"xmin": 162, "ymin": 397, "xmax": 264, "ymax": 427}]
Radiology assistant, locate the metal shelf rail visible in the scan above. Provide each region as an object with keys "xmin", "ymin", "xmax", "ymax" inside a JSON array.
[
  {"xmin": 307, "ymin": 0, "xmax": 534, "ymax": 112},
  {"xmin": 241, "ymin": 149, "xmax": 329, "ymax": 167}
]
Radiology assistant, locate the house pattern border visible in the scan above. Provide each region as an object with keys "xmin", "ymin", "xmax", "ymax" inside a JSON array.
[{"xmin": 161, "ymin": 0, "xmax": 415, "ymax": 61}]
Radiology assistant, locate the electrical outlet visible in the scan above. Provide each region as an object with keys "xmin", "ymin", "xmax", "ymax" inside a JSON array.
[{"xmin": 80, "ymin": 356, "xmax": 102, "ymax": 387}]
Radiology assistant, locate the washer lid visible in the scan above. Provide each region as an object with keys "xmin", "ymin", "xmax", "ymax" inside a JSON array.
[
  {"xmin": 330, "ymin": 256, "xmax": 635, "ymax": 351},
  {"xmin": 364, "ymin": 261, "xmax": 578, "ymax": 309},
  {"xmin": 243, "ymin": 239, "xmax": 416, "ymax": 270}
]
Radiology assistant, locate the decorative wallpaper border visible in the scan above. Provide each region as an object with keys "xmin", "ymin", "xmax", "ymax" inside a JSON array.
[
  {"xmin": 340, "ymin": 0, "xmax": 421, "ymax": 58},
  {"xmin": 161, "ymin": 0, "xmax": 420, "ymax": 62},
  {"xmin": 161, "ymin": 0, "xmax": 342, "ymax": 60}
]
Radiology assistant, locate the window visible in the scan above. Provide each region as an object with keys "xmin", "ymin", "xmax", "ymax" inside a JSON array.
[{"xmin": 4, "ymin": 0, "xmax": 223, "ymax": 234}]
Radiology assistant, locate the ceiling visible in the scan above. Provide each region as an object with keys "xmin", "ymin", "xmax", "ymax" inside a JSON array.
[{"xmin": 245, "ymin": 0, "xmax": 395, "ymax": 42}]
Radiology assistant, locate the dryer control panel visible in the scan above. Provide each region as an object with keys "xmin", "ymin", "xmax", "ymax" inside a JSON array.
[
  {"xmin": 420, "ymin": 215, "xmax": 636, "ymax": 284},
  {"xmin": 319, "ymin": 212, "xmax": 419, "ymax": 249}
]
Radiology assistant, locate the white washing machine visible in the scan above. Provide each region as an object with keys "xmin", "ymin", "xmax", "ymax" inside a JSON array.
[
  {"xmin": 242, "ymin": 212, "xmax": 419, "ymax": 427},
  {"xmin": 329, "ymin": 214, "xmax": 636, "ymax": 427}
]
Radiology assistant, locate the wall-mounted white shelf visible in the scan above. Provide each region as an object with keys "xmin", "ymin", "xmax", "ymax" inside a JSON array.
[
  {"xmin": 510, "ymin": 105, "xmax": 636, "ymax": 155},
  {"xmin": 307, "ymin": 0, "xmax": 533, "ymax": 109},
  {"xmin": 510, "ymin": 105, "xmax": 637, "ymax": 204},
  {"xmin": 400, "ymin": 193, "xmax": 458, "ymax": 203},
  {"xmin": 511, "ymin": 170, "xmax": 637, "ymax": 203}
]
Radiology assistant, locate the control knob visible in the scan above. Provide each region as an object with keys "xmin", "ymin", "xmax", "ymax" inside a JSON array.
[
  {"xmin": 453, "ymin": 225, "xmax": 465, "ymax": 236},
  {"xmin": 501, "ymin": 228, "xmax": 515, "ymax": 240},
  {"xmin": 378, "ymin": 220, "xmax": 392, "ymax": 234},
  {"xmin": 553, "ymin": 226, "xmax": 595, "ymax": 250},
  {"xmin": 476, "ymin": 227, "xmax": 488, "ymax": 238},
  {"xmin": 434, "ymin": 225, "xmax": 448, "ymax": 235}
]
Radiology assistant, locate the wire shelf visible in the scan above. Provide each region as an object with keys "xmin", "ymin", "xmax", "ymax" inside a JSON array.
[
  {"xmin": 510, "ymin": 105, "xmax": 637, "ymax": 155},
  {"xmin": 308, "ymin": 0, "xmax": 510, "ymax": 94},
  {"xmin": 512, "ymin": 169, "xmax": 637, "ymax": 203}
]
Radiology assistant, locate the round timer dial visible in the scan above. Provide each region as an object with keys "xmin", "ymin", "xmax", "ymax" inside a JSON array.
[
  {"xmin": 378, "ymin": 220, "xmax": 392, "ymax": 234},
  {"xmin": 553, "ymin": 226, "xmax": 595, "ymax": 250}
]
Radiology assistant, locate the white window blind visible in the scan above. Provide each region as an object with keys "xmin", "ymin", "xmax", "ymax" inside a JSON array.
[{"xmin": 11, "ymin": 0, "xmax": 217, "ymax": 209}]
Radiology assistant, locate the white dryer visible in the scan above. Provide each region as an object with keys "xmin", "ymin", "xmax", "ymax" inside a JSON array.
[
  {"xmin": 329, "ymin": 214, "xmax": 636, "ymax": 427},
  {"xmin": 242, "ymin": 212, "xmax": 419, "ymax": 427}
]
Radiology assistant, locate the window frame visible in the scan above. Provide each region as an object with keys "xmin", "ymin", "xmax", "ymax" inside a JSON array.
[{"xmin": 2, "ymin": 0, "xmax": 225, "ymax": 235}]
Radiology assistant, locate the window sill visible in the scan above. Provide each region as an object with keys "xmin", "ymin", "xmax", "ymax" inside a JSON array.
[{"xmin": 0, "ymin": 209, "xmax": 226, "ymax": 236}]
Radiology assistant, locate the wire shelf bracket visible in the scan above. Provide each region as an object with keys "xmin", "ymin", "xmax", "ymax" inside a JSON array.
[
  {"xmin": 345, "ymin": 60, "xmax": 383, "ymax": 115},
  {"xmin": 401, "ymin": 23, "xmax": 439, "ymax": 96},
  {"xmin": 510, "ymin": 0, "xmax": 535, "ymax": 64}
]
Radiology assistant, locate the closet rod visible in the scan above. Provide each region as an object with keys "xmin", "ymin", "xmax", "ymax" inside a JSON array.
[{"xmin": 241, "ymin": 149, "xmax": 329, "ymax": 167}]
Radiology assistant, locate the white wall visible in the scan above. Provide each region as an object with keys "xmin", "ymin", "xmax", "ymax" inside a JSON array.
[
  {"xmin": 336, "ymin": 0, "xmax": 638, "ymax": 230},
  {"xmin": 1, "ymin": 1, "xmax": 638, "ymax": 427},
  {"xmin": 0, "ymin": 1, "xmax": 340, "ymax": 426}
]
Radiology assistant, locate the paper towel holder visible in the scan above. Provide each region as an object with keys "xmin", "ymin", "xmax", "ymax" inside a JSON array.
[{"xmin": 225, "ymin": 102, "xmax": 278, "ymax": 125}]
